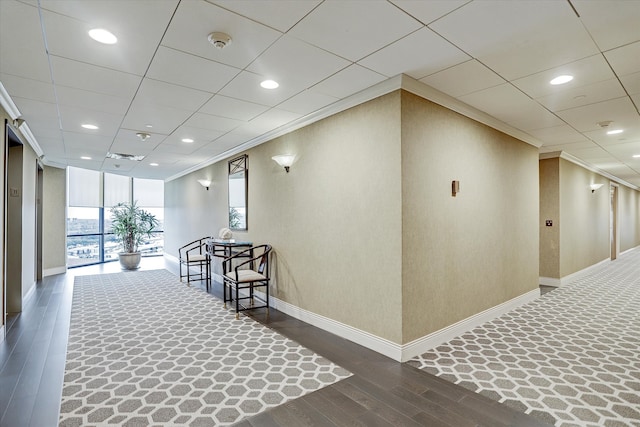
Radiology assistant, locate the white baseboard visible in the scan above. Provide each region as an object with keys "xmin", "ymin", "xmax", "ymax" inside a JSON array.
[
  {"xmin": 0, "ymin": 325, "xmax": 4, "ymax": 344},
  {"xmin": 221, "ymin": 274, "xmax": 540, "ymax": 363},
  {"xmin": 400, "ymin": 288, "xmax": 540, "ymax": 362},
  {"xmin": 23, "ymin": 281, "xmax": 36, "ymax": 305},
  {"xmin": 539, "ymin": 257, "xmax": 610, "ymax": 288},
  {"xmin": 539, "ymin": 276, "xmax": 561, "ymax": 287},
  {"xmin": 43, "ymin": 266, "xmax": 66, "ymax": 277},
  {"xmin": 620, "ymin": 245, "xmax": 640, "ymax": 257}
]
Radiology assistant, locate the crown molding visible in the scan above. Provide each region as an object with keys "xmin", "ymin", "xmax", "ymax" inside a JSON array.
[
  {"xmin": 540, "ymin": 150, "xmax": 639, "ymax": 190},
  {"xmin": 0, "ymin": 82, "xmax": 21, "ymax": 120}
]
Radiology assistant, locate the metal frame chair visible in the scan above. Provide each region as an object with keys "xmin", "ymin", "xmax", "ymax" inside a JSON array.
[
  {"xmin": 178, "ymin": 237, "xmax": 211, "ymax": 289},
  {"xmin": 222, "ymin": 244, "xmax": 272, "ymax": 319}
]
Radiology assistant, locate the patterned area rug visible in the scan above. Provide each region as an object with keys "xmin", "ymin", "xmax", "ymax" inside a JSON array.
[
  {"xmin": 59, "ymin": 269, "xmax": 350, "ymax": 426},
  {"xmin": 410, "ymin": 250, "xmax": 640, "ymax": 427}
]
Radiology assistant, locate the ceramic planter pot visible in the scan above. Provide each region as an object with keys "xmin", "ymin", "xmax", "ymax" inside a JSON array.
[{"xmin": 119, "ymin": 252, "xmax": 141, "ymax": 270}]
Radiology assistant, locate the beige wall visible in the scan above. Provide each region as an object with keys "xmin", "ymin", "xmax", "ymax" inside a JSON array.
[
  {"xmin": 21, "ymin": 143, "xmax": 37, "ymax": 297},
  {"xmin": 43, "ymin": 166, "xmax": 66, "ymax": 272},
  {"xmin": 539, "ymin": 155, "xmax": 640, "ymax": 280},
  {"xmin": 400, "ymin": 91, "xmax": 539, "ymax": 342},
  {"xmin": 539, "ymin": 158, "xmax": 560, "ymax": 278},
  {"xmin": 559, "ymin": 158, "xmax": 610, "ymax": 277},
  {"xmin": 166, "ymin": 92, "xmax": 404, "ymax": 342},
  {"xmin": 618, "ymin": 185, "xmax": 640, "ymax": 253}
]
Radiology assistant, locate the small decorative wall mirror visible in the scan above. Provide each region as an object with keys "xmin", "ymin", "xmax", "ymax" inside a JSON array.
[{"xmin": 228, "ymin": 155, "xmax": 248, "ymax": 230}]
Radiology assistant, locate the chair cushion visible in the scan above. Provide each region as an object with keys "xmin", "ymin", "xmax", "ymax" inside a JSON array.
[
  {"xmin": 225, "ymin": 269, "xmax": 266, "ymax": 283},
  {"xmin": 188, "ymin": 254, "xmax": 207, "ymax": 262}
]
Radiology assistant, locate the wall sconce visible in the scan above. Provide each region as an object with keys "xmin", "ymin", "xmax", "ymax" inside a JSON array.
[
  {"xmin": 590, "ymin": 183, "xmax": 604, "ymax": 193},
  {"xmin": 272, "ymin": 154, "xmax": 296, "ymax": 173},
  {"xmin": 197, "ymin": 179, "xmax": 211, "ymax": 190}
]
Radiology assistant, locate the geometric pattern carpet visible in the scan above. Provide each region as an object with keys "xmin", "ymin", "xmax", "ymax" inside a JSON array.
[
  {"xmin": 410, "ymin": 249, "xmax": 640, "ymax": 427},
  {"xmin": 59, "ymin": 269, "xmax": 350, "ymax": 426}
]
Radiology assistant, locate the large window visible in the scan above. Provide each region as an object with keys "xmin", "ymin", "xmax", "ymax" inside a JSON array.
[{"xmin": 67, "ymin": 167, "xmax": 164, "ymax": 267}]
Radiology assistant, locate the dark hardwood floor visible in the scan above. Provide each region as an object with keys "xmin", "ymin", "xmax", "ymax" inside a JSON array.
[{"xmin": 0, "ymin": 258, "xmax": 551, "ymax": 426}]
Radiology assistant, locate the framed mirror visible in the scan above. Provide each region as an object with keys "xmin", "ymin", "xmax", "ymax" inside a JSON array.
[{"xmin": 228, "ymin": 155, "xmax": 248, "ymax": 230}]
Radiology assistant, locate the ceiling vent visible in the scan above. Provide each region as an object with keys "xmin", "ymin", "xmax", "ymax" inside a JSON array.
[
  {"xmin": 208, "ymin": 32, "xmax": 232, "ymax": 49},
  {"xmin": 107, "ymin": 152, "xmax": 145, "ymax": 161}
]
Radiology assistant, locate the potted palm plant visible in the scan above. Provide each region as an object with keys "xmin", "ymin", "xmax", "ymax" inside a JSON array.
[{"xmin": 110, "ymin": 201, "xmax": 159, "ymax": 270}]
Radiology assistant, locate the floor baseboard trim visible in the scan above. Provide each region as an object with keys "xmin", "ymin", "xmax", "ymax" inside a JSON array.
[
  {"xmin": 0, "ymin": 325, "xmax": 4, "ymax": 344},
  {"xmin": 400, "ymin": 288, "xmax": 540, "ymax": 362},
  {"xmin": 540, "ymin": 256, "xmax": 616, "ymax": 288},
  {"xmin": 23, "ymin": 281, "xmax": 37, "ymax": 306},
  {"xmin": 539, "ymin": 276, "xmax": 561, "ymax": 287},
  {"xmin": 44, "ymin": 266, "xmax": 67, "ymax": 277}
]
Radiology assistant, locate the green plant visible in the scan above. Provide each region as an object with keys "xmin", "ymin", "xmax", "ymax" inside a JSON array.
[
  {"xmin": 229, "ymin": 207, "xmax": 241, "ymax": 229},
  {"xmin": 110, "ymin": 201, "xmax": 158, "ymax": 253}
]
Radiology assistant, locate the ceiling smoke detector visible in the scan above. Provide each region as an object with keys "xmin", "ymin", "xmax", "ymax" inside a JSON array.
[
  {"xmin": 136, "ymin": 132, "xmax": 151, "ymax": 142},
  {"xmin": 597, "ymin": 120, "xmax": 613, "ymax": 128},
  {"xmin": 208, "ymin": 32, "xmax": 232, "ymax": 49}
]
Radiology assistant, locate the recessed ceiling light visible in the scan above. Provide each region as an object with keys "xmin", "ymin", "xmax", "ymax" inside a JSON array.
[
  {"xmin": 182, "ymin": 138, "xmax": 194, "ymax": 143},
  {"xmin": 633, "ymin": 154, "xmax": 640, "ymax": 158},
  {"xmin": 550, "ymin": 75, "xmax": 573, "ymax": 85},
  {"xmin": 607, "ymin": 129, "xmax": 623, "ymax": 135},
  {"xmin": 145, "ymin": 124, "xmax": 153, "ymax": 128},
  {"xmin": 88, "ymin": 28, "xmax": 117, "ymax": 44},
  {"xmin": 260, "ymin": 79, "xmax": 279, "ymax": 89},
  {"xmin": 81, "ymin": 124, "xmax": 99, "ymax": 130},
  {"xmin": 81, "ymin": 156, "xmax": 92, "ymax": 160},
  {"xmin": 150, "ymin": 162, "xmax": 159, "ymax": 166}
]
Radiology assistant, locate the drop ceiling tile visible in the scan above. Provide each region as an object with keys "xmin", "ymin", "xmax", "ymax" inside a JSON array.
[
  {"xmin": 419, "ymin": 60, "xmax": 505, "ymax": 98},
  {"xmin": 101, "ymin": 158, "xmax": 136, "ymax": 172},
  {"xmin": 108, "ymin": 139, "xmax": 157, "ymax": 157},
  {"xmin": 219, "ymin": 71, "xmax": 301, "ymax": 107},
  {"xmin": 161, "ymin": 0, "xmax": 281, "ymax": 70},
  {"xmin": 604, "ymin": 41, "xmax": 640, "ymax": 77},
  {"xmin": 539, "ymin": 140, "xmax": 598, "ymax": 154},
  {"xmin": 527, "ymin": 125, "xmax": 589, "ymax": 146},
  {"xmin": 555, "ymin": 96, "xmax": 638, "ymax": 132},
  {"xmin": 359, "ymin": 27, "xmax": 470, "ymax": 79},
  {"xmin": 247, "ymin": 35, "xmax": 350, "ymax": 89},
  {"xmin": 390, "ymin": 0, "xmax": 471, "ymax": 25},
  {"xmin": 572, "ymin": 0, "xmax": 640, "ymax": 51},
  {"xmin": 0, "ymin": 1, "xmax": 51, "ymax": 82},
  {"xmin": 430, "ymin": 0, "xmax": 599, "ymax": 80},
  {"xmin": 67, "ymin": 158, "xmax": 107, "ymax": 170},
  {"xmin": 139, "ymin": 152, "xmax": 179, "ymax": 165},
  {"xmin": 62, "ymin": 132, "xmax": 114, "ymax": 151},
  {"xmin": 165, "ymin": 125, "xmax": 226, "ymax": 144},
  {"xmin": 50, "ymin": 56, "xmax": 141, "ymax": 99},
  {"xmin": 619, "ymin": 71, "xmax": 640, "ymax": 96},
  {"xmin": 288, "ymin": 0, "xmax": 422, "ymax": 62},
  {"xmin": 457, "ymin": 84, "xmax": 562, "ymax": 129},
  {"xmin": 583, "ymin": 120, "xmax": 640, "ymax": 146},
  {"xmin": 146, "ymin": 47, "xmax": 240, "ymax": 94},
  {"xmin": 136, "ymin": 78, "xmax": 212, "ymax": 112},
  {"xmin": 206, "ymin": 132, "xmax": 251, "ymax": 153},
  {"xmin": 113, "ymin": 128, "xmax": 166, "ymax": 149},
  {"xmin": 511, "ymin": 54, "xmax": 616, "ymax": 99},
  {"xmin": 11, "ymin": 97, "xmax": 60, "ymax": 130},
  {"xmin": 121, "ymin": 100, "xmax": 192, "ymax": 136},
  {"xmin": 199, "ymin": 95, "xmax": 269, "ymax": 121},
  {"xmin": 153, "ymin": 140, "xmax": 203, "ymax": 156},
  {"xmin": 243, "ymin": 108, "xmax": 303, "ymax": 135},
  {"xmin": 40, "ymin": 1, "xmax": 178, "ymax": 76},
  {"xmin": 310, "ymin": 64, "xmax": 387, "ymax": 99},
  {"xmin": 59, "ymin": 105, "xmax": 124, "ymax": 137},
  {"xmin": 211, "ymin": 0, "xmax": 321, "ymax": 32},
  {"xmin": 536, "ymin": 79, "xmax": 626, "ymax": 112},
  {"xmin": 277, "ymin": 90, "xmax": 339, "ymax": 115},
  {"xmin": 603, "ymin": 141, "xmax": 640, "ymax": 159},
  {"xmin": 56, "ymin": 86, "xmax": 131, "ymax": 115},
  {"xmin": 0, "ymin": 74, "xmax": 56, "ymax": 103},
  {"xmin": 183, "ymin": 113, "xmax": 243, "ymax": 134}
]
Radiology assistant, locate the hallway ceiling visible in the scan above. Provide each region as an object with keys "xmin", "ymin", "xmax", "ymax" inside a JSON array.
[{"xmin": 1, "ymin": 0, "xmax": 639, "ymax": 183}]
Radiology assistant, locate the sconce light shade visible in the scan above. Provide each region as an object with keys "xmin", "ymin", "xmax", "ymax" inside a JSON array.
[
  {"xmin": 197, "ymin": 179, "xmax": 211, "ymax": 190},
  {"xmin": 590, "ymin": 183, "xmax": 604, "ymax": 193},
  {"xmin": 272, "ymin": 154, "xmax": 296, "ymax": 173}
]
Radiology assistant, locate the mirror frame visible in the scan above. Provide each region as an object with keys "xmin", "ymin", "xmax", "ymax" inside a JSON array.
[{"xmin": 228, "ymin": 154, "xmax": 248, "ymax": 231}]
